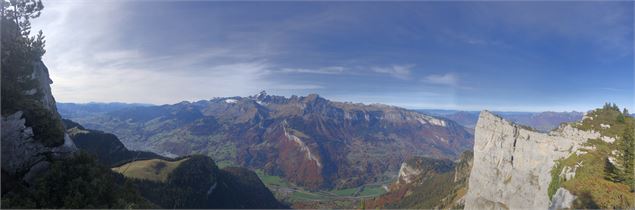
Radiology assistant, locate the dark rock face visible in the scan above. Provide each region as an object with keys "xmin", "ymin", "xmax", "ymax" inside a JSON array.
[
  {"xmin": 64, "ymin": 92, "xmax": 473, "ymax": 190},
  {"xmin": 63, "ymin": 119, "xmax": 163, "ymax": 166},
  {"xmin": 1, "ymin": 61, "xmax": 77, "ymax": 188}
]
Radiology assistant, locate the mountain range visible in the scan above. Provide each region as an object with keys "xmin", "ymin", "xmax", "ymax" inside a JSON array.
[
  {"xmin": 58, "ymin": 91, "xmax": 473, "ymax": 190},
  {"xmin": 418, "ymin": 109, "xmax": 584, "ymax": 132}
]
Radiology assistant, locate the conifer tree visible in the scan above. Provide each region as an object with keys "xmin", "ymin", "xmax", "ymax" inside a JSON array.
[{"xmin": 621, "ymin": 128, "xmax": 635, "ymax": 190}]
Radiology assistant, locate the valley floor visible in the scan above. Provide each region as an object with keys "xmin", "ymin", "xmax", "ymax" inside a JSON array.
[{"xmin": 253, "ymin": 170, "xmax": 392, "ymax": 208}]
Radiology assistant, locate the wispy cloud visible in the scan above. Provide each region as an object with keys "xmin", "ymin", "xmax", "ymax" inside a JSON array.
[
  {"xmin": 279, "ymin": 66, "xmax": 346, "ymax": 75},
  {"xmin": 372, "ymin": 65, "xmax": 413, "ymax": 80},
  {"xmin": 599, "ymin": 87, "xmax": 625, "ymax": 92},
  {"xmin": 422, "ymin": 73, "xmax": 459, "ymax": 86},
  {"xmin": 270, "ymin": 84, "xmax": 324, "ymax": 90}
]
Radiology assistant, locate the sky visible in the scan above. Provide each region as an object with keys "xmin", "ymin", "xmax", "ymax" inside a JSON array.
[{"xmin": 31, "ymin": 1, "xmax": 634, "ymax": 112}]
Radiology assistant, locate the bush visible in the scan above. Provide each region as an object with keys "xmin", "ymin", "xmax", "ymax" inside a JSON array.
[{"xmin": 19, "ymin": 99, "xmax": 66, "ymax": 147}]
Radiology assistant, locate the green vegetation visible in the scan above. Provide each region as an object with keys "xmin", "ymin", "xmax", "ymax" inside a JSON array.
[
  {"xmin": 548, "ymin": 158, "xmax": 565, "ymax": 199},
  {"xmin": 550, "ymin": 104, "xmax": 635, "ymax": 208},
  {"xmin": 129, "ymin": 155, "xmax": 220, "ymax": 208},
  {"xmin": 392, "ymin": 166, "xmax": 457, "ymax": 209},
  {"xmin": 128, "ymin": 156, "xmax": 284, "ymax": 208},
  {"xmin": 255, "ymin": 170, "xmax": 289, "ymax": 188},
  {"xmin": 112, "ymin": 158, "xmax": 189, "ymax": 182},
  {"xmin": 331, "ymin": 187, "xmax": 358, "ymax": 196},
  {"xmin": 357, "ymin": 185, "xmax": 387, "ymax": 197},
  {"xmin": 1, "ymin": 0, "xmax": 65, "ymax": 147},
  {"xmin": 290, "ymin": 191, "xmax": 330, "ymax": 201},
  {"xmin": 254, "ymin": 169, "xmax": 388, "ymax": 208},
  {"xmin": 1, "ymin": 152, "xmax": 154, "ymax": 208}
]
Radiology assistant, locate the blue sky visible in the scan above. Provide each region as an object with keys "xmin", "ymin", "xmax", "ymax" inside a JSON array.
[{"xmin": 32, "ymin": 1, "xmax": 633, "ymax": 112}]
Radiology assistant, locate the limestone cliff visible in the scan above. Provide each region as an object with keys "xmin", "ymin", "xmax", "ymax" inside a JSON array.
[
  {"xmin": 1, "ymin": 60, "xmax": 77, "ymax": 186},
  {"xmin": 464, "ymin": 111, "xmax": 603, "ymax": 209}
]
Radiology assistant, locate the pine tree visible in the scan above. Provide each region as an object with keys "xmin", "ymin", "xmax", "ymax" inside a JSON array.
[
  {"xmin": 2, "ymin": 0, "xmax": 44, "ymax": 37},
  {"xmin": 618, "ymin": 114, "xmax": 626, "ymax": 123},
  {"xmin": 1, "ymin": 0, "xmax": 46, "ymax": 113},
  {"xmin": 613, "ymin": 103, "xmax": 620, "ymax": 112},
  {"xmin": 605, "ymin": 157, "xmax": 621, "ymax": 182},
  {"xmin": 621, "ymin": 128, "xmax": 635, "ymax": 190},
  {"xmin": 624, "ymin": 108, "xmax": 630, "ymax": 116}
]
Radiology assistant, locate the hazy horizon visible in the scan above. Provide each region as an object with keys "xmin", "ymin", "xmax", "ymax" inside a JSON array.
[{"xmin": 32, "ymin": 1, "xmax": 634, "ymax": 112}]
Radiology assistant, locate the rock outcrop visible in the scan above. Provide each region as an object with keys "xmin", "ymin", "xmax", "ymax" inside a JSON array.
[
  {"xmin": 464, "ymin": 111, "xmax": 601, "ymax": 209},
  {"xmin": 548, "ymin": 188, "xmax": 576, "ymax": 210},
  {"xmin": 396, "ymin": 162, "xmax": 424, "ymax": 185},
  {"xmin": 1, "ymin": 61, "xmax": 77, "ymax": 186}
]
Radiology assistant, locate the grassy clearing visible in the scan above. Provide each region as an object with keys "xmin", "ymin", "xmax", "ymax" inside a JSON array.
[
  {"xmin": 112, "ymin": 158, "xmax": 188, "ymax": 182},
  {"xmin": 254, "ymin": 169, "xmax": 389, "ymax": 206},
  {"xmin": 331, "ymin": 188, "xmax": 358, "ymax": 196},
  {"xmin": 289, "ymin": 191, "xmax": 330, "ymax": 201},
  {"xmin": 358, "ymin": 185, "xmax": 387, "ymax": 197},
  {"xmin": 255, "ymin": 170, "xmax": 289, "ymax": 187}
]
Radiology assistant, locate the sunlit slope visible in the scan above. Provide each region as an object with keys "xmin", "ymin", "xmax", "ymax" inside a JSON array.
[
  {"xmin": 112, "ymin": 158, "xmax": 189, "ymax": 182},
  {"xmin": 549, "ymin": 105, "xmax": 635, "ymax": 208}
]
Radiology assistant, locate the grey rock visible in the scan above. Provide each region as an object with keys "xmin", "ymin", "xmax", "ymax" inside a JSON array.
[
  {"xmin": 464, "ymin": 111, "xmax": 601, "ymax": 210},
  {"xmin": 23, "ymin": 161, "xmax": 51, "ymax": 185},
  {"xmin": 32, "ymin": 60, "xmax": 58, "ymax": 114},
  {"xmin": 397, "ymin": 162, "xmax": 423, "ymax": 185},
  {"xmin": 1, "ymin": 61, "xmax": 77, "ymax": 185},
  {"xmin": 1, "ymin": 112, "xmax": 77, "ymax": 181},
  {"xmin": 1, "ymin": 111, "xmax": 49, "ymax": 175},
  {"xmin": 549, "ymin": 188, "xmax": 576, "ymax": 210}
]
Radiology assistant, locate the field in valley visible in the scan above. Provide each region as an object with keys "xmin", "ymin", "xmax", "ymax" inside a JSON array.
[{"xmin": 254, "ymin": 170, "xmax": 392, "ymax": 208}]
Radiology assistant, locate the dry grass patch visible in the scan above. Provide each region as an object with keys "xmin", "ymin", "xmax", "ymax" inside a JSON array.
[{"xmin": 112, "ymin": 158, "xmax": 189, "ymax": 182}]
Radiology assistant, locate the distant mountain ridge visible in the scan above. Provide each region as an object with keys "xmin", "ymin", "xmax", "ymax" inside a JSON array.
[
  {"xmin": 418, "ymin": 109, "xmax": 584, "ymax": 132},
  {"xmin": 59, "ymin": 91, "xmax": 473, "ymax": 190}
]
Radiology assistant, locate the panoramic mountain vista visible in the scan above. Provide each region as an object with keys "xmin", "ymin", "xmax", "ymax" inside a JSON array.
[
  {"xmin": 61, "ymin": 92, "xmax": 473, "ymax": 190},
  {"xmin": 2, "ymin": 0, "xmax": 633, "ymax": 209}
]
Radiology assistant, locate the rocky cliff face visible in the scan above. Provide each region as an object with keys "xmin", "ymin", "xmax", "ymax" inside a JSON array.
[
  {"xmin": 1, "ymin": 61, "xmax": 77, "ymax": 186},
  {"xmin": 464, "ymin": 111, "xmax": 603, "ymax": 209}
]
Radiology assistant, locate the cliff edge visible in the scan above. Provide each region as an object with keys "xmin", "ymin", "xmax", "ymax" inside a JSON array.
[{"xmin": 464, "ymin": 110, "xmax": 603, "ymax": 209}]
